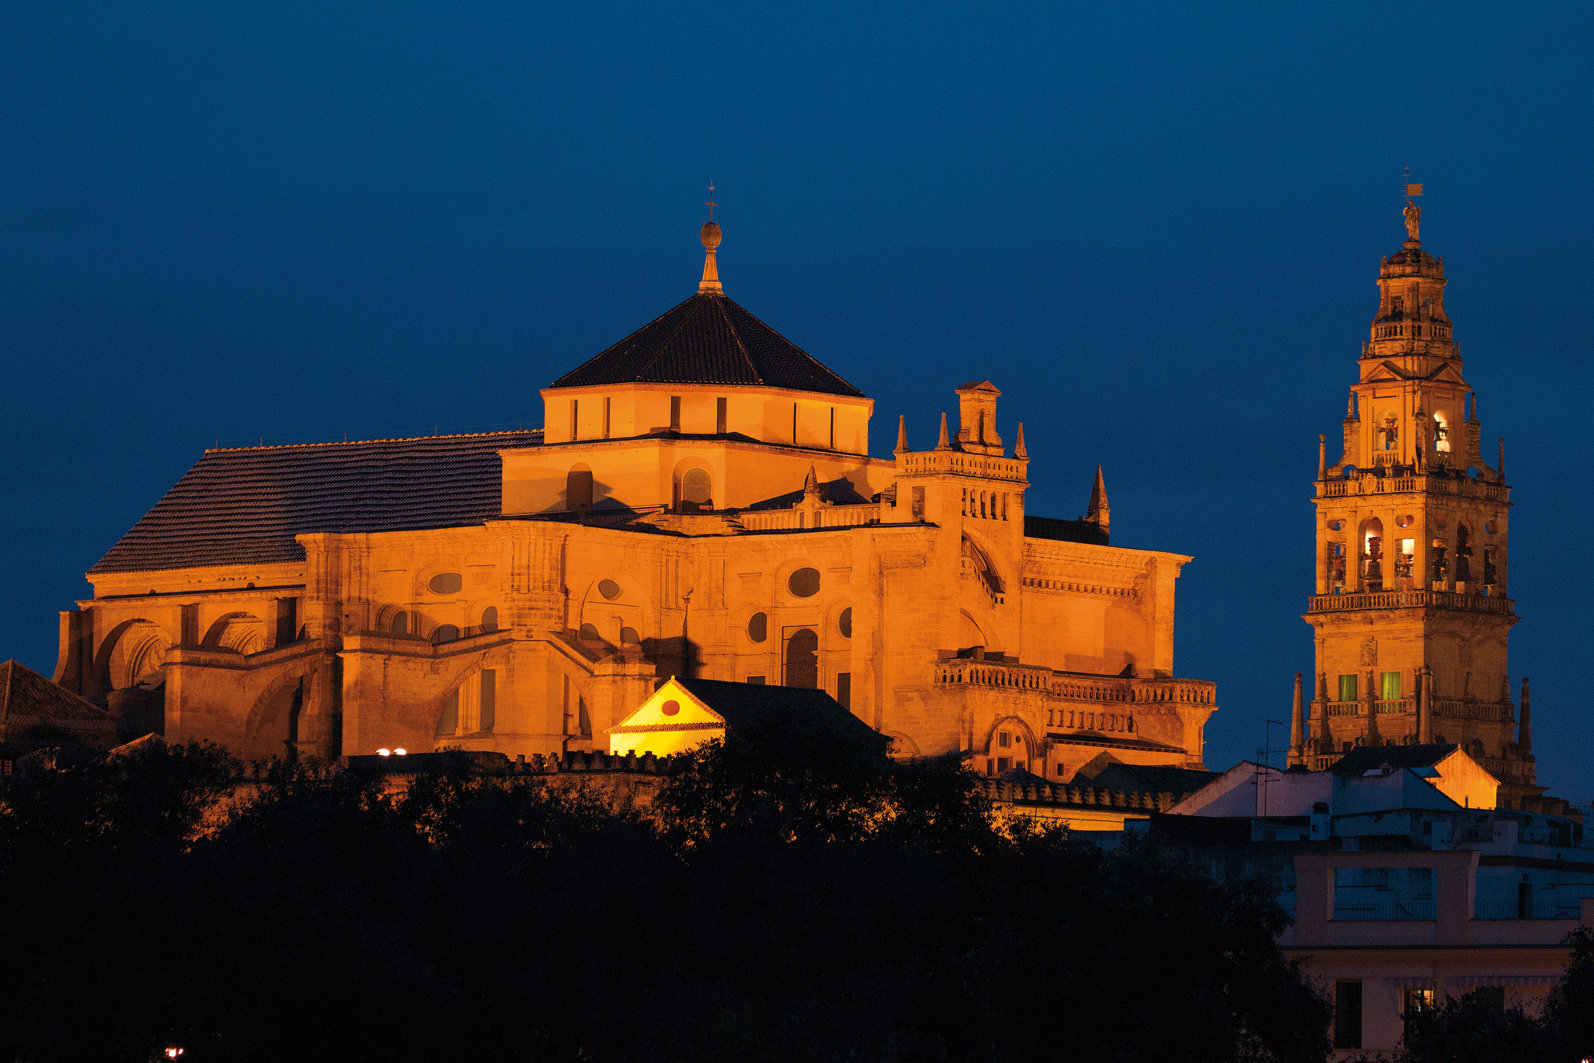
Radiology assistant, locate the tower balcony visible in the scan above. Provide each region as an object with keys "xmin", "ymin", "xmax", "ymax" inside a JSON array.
[
  {"xmin": 1307, "ymin": 588, "xmax": 1514, "ymax": 616},
  {"xmin": 1320, "ymin": 696, "xmax": 1512, "ymax": 723},
  {"xmin": 1318, "ymin": 472, "xmax": 1508, "ymax": 503},
  {"xmin": 1370, "ymin": 320, "xmax": 1452, "ymax": 343}
]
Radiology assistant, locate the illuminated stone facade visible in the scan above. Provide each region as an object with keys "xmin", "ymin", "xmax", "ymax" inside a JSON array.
[
  {"xmin": 53, "ymin": 221, "xmax": 1216, "ymax": 780},
  {"xmin": 1290, "ymin": 196, "xmax": 1539, "ymax": 806}
]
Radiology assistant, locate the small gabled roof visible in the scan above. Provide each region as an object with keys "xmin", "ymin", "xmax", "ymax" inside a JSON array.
[
  {"xmin": 548, "ymin": 292, "xmax": 864, "ymax": 398},
  {"xmin": 1328, "ymin": 743, "xmax": 1462, "ymax": 777},
  {"xmin": 673, "ymin": 677, "xmax": 888, "ymax": 748},
  {"xmin": 91, "ymin": 430, "xmax": 540, "ymax": 574}
]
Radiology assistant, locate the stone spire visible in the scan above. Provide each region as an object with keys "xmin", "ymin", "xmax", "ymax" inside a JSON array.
[
  {"xmin": 895, "ymin": 415, "xmax": 908, "ymax": 454},
  {"xmin": 698, "ymin": 186, "xmax": 723, "ymax": 295},
  {"xmin": 1418, "ymin": 665, "xmax": 1433, "ymax": 742},
  {"xmin": 1086, "ymin": 465, "xmax": 1109, "ymax": 535},
  {"xmin": 1290, "ymin": 672, "xmax": 1304, "ymax": 759},
  {"xmin": 803, "ymin": 464, "xmax": 822, "ymax": 502},
  {"xmin": 935, "ymin": 412, "xmax": 951, "ymax": 450},
  {"xmin": 1014, "ymin": 422, "xmax": 1027, "ymax": 459},
  {"xmin": 1518, "ymin": 678, "xmax": 1532, "ymax": 752},
  {"xmin": 1318, "ymin": 434, "xmax": 1326, "ymax": 480}
]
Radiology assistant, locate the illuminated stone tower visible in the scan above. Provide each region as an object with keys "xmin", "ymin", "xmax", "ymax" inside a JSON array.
[{"xmin": 1290, "ymin": 192, "xmax": 1539, "ymax": 806}]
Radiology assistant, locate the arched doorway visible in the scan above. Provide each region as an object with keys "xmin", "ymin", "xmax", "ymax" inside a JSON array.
[{"xmin": 784, "ymin": 628, "xmax": 818, "ymax": 688}]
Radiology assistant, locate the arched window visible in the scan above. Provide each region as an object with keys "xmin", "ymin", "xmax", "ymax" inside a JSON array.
[
  {"xmin": 1455, "ymin": 524, "xmax": 1473, "ymax": 586},
  {"xmin": 479, "ymin": 606, "xmax": 498, "ymax": 633},
  {"xmin": 678, "ymin": 467, "xmax": 712, "ymax": 512},
  {"xmin": 1358, "ymin": 518, "xmax": 1384, "ymax": 591},
  {"xmin": 390, "ymin": 611, "xmax": 409, "ymax": 636},
  {"xmin": 566, "ymin": 464, "xmax": 594, "ymax": 512},
  {"xmin": 785, "ymin": 628, "xmax": 818, "ymax": 689}
]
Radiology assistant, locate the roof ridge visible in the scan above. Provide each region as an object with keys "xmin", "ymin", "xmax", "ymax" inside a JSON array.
[
  {"xmin": 713, "ymin": 295, "xmax": 764, "ymax": 386},
  {"xmin": 205, "ymin": 429, "xmax": 542, "ymax": 454},
  {"xmin": 631, "ymin": 294, "xmax": 716, "ymax": 383}
]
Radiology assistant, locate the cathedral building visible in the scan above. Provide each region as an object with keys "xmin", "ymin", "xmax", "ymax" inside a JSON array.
[
  {"xmin": 51, "ymin": 217, "xmax": 1216, "ymax": 781},
  {"xmin": 1289, "ymin": 193, "xmax": 1540, "ymax": 807}
]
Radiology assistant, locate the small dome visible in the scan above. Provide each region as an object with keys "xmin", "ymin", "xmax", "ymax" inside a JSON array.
[{"xmin": 701, "ymin": 221, "xmax": 722, "ymax": 250}]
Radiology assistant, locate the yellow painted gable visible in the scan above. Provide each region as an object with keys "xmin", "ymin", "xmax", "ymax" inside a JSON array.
[{"xmin": 607, "ymin": 677, "xmax": 727, "ymax": 757}]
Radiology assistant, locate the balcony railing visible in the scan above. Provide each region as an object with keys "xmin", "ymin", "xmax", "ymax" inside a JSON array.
[
  {"xmin": 934, "ymin": 659, "xmax": 1216, "ymax": 709},
  {"xmin": 1308, "ymin": 589, "xmax": 1514, "ymax": 616},
  {"xmin": 1318, "ymin": 472, "xmax": 1507, "ymax": 502},
  {"xmin": 1334, "ymin": 899, "xmax": 1437, "ymax": 921}
]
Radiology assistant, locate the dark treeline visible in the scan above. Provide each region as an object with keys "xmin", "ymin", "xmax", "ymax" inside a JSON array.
[{"xmin": 0, "ymin": 715, "xmax": 1578, "ymax": 1062}]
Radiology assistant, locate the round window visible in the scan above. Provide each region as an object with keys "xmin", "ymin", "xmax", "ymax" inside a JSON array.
[
  {"xmin": 748, "ymin": 612, "xmax": 768, "ymax": 643},
  {"xmin": 788, "ymin": 567, "xmax": 821, "ymax": 598},
  {"xmin": 428, "ymin": 572, "xmax": 463, "ymax": 594},
  {"xmin": 661, "ymin": 699, "xmax": 680, "ymax": 717},
  {"xmin": 598, "ymin": 579, "xmax": 621, "ymax": 600},
  {"xmin": 838, "ymin": 607, "xmax": 852, "ymax": 639}
]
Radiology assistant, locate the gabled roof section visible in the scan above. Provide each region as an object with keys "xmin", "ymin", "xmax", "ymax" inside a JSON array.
[
  {"xmin": 674, "ymin": 676, "xmax": 886, "ymax": 747},
  {"xmin": 91, "ymin": 430, "xmax": 541, "ymax": 574},
  {"xmin": 0, "ymin": 660, "xmax": 118, "ymax": 746},
  {"xmin": 1329, "ymin": 743, "xmax": 1462, "ymax": 777},
  {"xmin": 549, "ymin": 292, "xmax": 865, "ymax": 398}
]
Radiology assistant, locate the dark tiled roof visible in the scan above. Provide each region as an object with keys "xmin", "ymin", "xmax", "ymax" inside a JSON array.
[
  {"xmin": 0, "ymin": 660, "xmax": 118, "ymax": 744},
  {"xmin": 674, "ymin": 677, "xmax": 888, "ymax": 749},
  {"xmin": 91, "ymin": 431, "xmax": 541, "ymax": 574},
  {"xmin": 1329, "ymin": 743, "xmax": 1462, "ymax": 777},
  {"xmin": 1024, "ymin": 514, "xmax": 1109, "ymax": 546},
  {"xmin": 549, "ymin": 293, "xmax": 864, "ymax": 398},
  {"xmin": 1074, "ymin": 762, "xmax": 1216, "ymax": 795}
]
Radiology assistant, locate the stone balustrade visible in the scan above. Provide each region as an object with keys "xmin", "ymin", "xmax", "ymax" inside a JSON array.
[
  {"xmin": 735, "ymin": 504, "xmax": 879, "ymax": 532},
  {"xmin": 1308, "ymin": 589, "xmax": 1514, "ymax": 616},
  {"xmin": 898, "ymin": 450, "xmax": 1027, "ymax": 482},
  {"xmin": 934, "ymin": 659, "xmax": 1215, "ymax": 708},
  {"xmin": 1317, "ymin": 471, "xmax": 1508, "ymax": 503}
]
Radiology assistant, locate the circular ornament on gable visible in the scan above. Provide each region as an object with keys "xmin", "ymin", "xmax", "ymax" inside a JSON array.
[
  {"xmin": 788, "ymin": 567, "xmax": 821, "ymax": 598},
  {"xmin": 598, "ymin": 579, "xmax": 621, "ymax": 600},
  {"xmin": 661, "ymin": 699, "xmax": 680, "ymax": 717}
]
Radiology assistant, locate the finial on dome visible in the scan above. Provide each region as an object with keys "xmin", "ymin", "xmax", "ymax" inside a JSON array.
[{"xmin": 699, "ymin": 182, "xmax": 723, "ymax": 295}]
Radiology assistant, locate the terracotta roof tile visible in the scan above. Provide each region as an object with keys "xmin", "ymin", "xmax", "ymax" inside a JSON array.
[
  {"xmin": 0, "ymin": 660, "xmax": 118, "ymax": 743},
  {"xmin": 91, "ymin": 430, "xmax": 541, "ymax": 574}
]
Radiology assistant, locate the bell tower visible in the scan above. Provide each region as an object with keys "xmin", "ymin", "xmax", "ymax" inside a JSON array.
[{"xmin": 1290, "ymin": 190, "xmax": 1540, "ymax": 806}]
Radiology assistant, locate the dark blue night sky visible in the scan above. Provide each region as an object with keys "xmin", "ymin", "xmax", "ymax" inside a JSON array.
[{"xmin": 4, "ymin": 4, "xmax": 1590, "ymax": 800}]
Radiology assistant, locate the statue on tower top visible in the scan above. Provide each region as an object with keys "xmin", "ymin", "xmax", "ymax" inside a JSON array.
[{"xmin": 1403, "ymin": 181, "xmax": 1422, "ymax": 243}]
